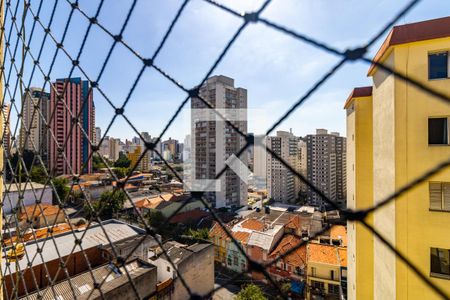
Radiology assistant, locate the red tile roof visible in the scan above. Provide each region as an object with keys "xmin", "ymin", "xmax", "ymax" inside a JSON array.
[
  {"xmin": 368, "ymin": 16, "xmax": 450, "ymax": 75},
  {"xmin": 307, "ymin": 243, "xmax": 339, "ymax": 265},
  {"xmin": 232, "ymin": 231, "xmax": 250, "ymax": 245},
  {"xmin": 338, "ymin": 248, "xmax": 347, "ymax": 267},
  {"xmin": 330, "ymin": 225, "xmax": 347, "ymax": 247},
  {"xmin": 210, "ymin": 222, "xmax": 230, "ymax": 240},
  {"xmin": 269, "ymin": 234, "xmax": 306, "ymax": 267},
  {"xmin": 240, "ymin": 219, "xmax": 265, "ymax": 231},
  {"xmin": 19, "ymin": 203, "xmax": 61, "ymax": 220},
  {"xmin": 168, "ymin": 209, "xmax": 209, "ymax": 224},
  {"xmin": 343, "ymin": 86, "xmax": 372, "ymax": 109}
]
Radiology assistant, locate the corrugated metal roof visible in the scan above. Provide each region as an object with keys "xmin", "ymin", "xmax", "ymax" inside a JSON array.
[
  {"xmin": 23, "ymin": 259, "xmax": 155, "ymax": 300},
  {"xmin": 3, "ymin": 220, "xmax": 145, "ymax": 275}
]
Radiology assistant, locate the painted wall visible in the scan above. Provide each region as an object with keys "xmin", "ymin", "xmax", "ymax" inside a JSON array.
[
  {"xmin": 369, "ymin": 37, "xmax": 450, "ymax": 299},
  {"xmin": 346, "ymin": 93, "xmax": 374, "ymax": 300}
]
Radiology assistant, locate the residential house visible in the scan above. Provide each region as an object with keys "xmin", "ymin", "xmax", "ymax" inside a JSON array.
[
  {"xmin": 210, "ymin": 222, "xmax": 230, "ymax": 265},
  {"xmin": 268, "ymin": 234, "xmax": 307, "ymax": 296},
  {"xmin": 246, "ymin": 224, "xmax": 284, "ymax": 280},
  {"xmin": 306, "ymin": 243, "xmax": 346, "ymax": 300},
  {"xmin": 226, "ymin": 231, "xmax": 250, "ymax": 273}
]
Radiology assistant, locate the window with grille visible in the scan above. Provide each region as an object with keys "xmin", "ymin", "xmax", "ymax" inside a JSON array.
[{"xmin": 429, "ymin": 182, "xmax": 450, "ymax": 211}]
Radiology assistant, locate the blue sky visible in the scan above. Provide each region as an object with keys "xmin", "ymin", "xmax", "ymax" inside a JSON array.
[{"xmin": 8, "ymin": 0, "xmax": 450, "ymax": 142}]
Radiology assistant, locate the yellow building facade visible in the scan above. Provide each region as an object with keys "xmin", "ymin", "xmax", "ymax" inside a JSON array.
[
  {"xmin": 345, "ymin": 87, "xmax": 374, "ymax": 299},
  {"xmin": 347, "ymin": 16, "xmax": 450, "ymax": 300}
]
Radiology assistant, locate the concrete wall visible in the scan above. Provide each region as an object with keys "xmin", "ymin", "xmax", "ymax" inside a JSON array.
[
  {"xmin": 3, "ymin": 187, "xmax": 52, "ymax": 214},
  {"xmin": 173, "ymin": 244, "xmax": 214, "ymax": 300}
]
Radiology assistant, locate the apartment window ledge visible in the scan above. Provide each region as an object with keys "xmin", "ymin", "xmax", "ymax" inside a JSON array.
[
  {"xmin": 428, "ymin": 77, "xmax": 450, "ymax": 82},
  {"xmin": 428, "ymin": 144, "xmax": 450, "ymax": 147},
  {"xmin": 430, "ymin": 273, "xmax": 450, "ymax": 280},
  {"xmin": 429, "ymin": 209, "xmax": 450, "ymax": 213}
]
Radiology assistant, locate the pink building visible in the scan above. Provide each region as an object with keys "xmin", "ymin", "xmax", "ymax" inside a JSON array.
[{"xmin": 49, "ymin": 78, "xmax": 94, "ymax": 175}]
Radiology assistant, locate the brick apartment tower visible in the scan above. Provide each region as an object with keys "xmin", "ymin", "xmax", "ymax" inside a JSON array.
[{"xmin": 49, "ymin": 78, "xmax": 94, "ymax": 175}]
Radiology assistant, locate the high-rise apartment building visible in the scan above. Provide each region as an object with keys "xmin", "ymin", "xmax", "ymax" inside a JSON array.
[
  {"xmin": 296, "ymin": 138, "xmax": 308, "ymax": 200},
  {"xmin": 99, "ymin": 136, "xmax": 110, "ymax": 158},
  {"xmin": 49, "ymin": 78, "xmax": 94, "ymax": 175},
  {"xmin": 19, "ymin": 88, "xmax": 50, "ymax": 163},
  {"xmin": 347, "ymin": 17, "xmax": 450, "ymax": 300},
  {"xmin": 95, "ymin": 127, "xmax": 101, "ymax": 146},
  {"xmin": 306, "ymin": 129, "xmax": 346, "ymax": 208},
  {"xmin": 191, "ymin": 75, "xmax": 247, "ymax": 208},
  {"xmin": 109, "ymin": 138, "xmax": 120, "ymax": 162},
  {"xmin": 162, "ymin": 138, "xmax": 178, "ymax": 161},
  {"xmin": 266, "ymin": 130, "xmax": 300, "ymax": 203},
  {"xmin": 2, "ymin": 104, "xmax": 11, "ymax": 157},
  {"xmin": 127, "ymin": 145, "xmax": 149, "ymax": 171}
]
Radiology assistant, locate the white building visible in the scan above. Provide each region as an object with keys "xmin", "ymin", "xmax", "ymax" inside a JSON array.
[{"xmin": 3, "ymin": 182, "xmax": 53, "ymax": 215}]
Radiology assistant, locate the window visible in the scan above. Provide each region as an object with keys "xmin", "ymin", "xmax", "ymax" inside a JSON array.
[
  {"xmin": 233, "ymin": 256, "xmax": 238, "ymax": 266},
  {"xmin": 311, "ymin": 280, "xmax": 324, "ymax": 290},
  {"xmin": 429, "ymin": 182, "xmax": 450, "ymax": 211},
  {"xmin": 431, "ymin": 248, "xmax": 450, "ymax": 279},
  {"xmin": 311, "ymin": 267, "xmax": 317, "ymax": 277},
  {"xmin": 429, "ymin": 52, "xmax": 448, "ymax": 80},
  {"xmin": 330, "ymin": 270, "xmax": 336, "ymax": 280},
  {"xmin": 428, "ymin": 118, "xmax": 448, "ymax": 145},
  {"xmin": 328, "ymin": 283, "xmax": 340, "ymax": 295}
]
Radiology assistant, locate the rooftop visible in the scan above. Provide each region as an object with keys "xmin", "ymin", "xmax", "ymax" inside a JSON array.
[
  {"xmin": 168, "ymin": 209, "xmax": 209, "ymax": 224},
  {"xmin": 338, "ymin": 248, "xmax": 347, "ymax": 268},
  {"xmin": 5, "ymin": 182, "xmax": 48, "ymax": 192},
  {"xmin": 3, "ymin": 220, "xmax": 146, "ymax": 275},
  {"xmin": 269, "ymin": 234, "xmax": 307, "ymax": 267},
  {"xmin": 307, "ymin": 243, "xmax": 339, "ymax": 266},
  {"xmin": 19, "ymin": 203, "xmax": 62, "ymax": 220},
  {"xmin": 330, "ymin": 225, "xmax": 347, "ymax": 247},
  {"xmin": 24, "ymin": 259, "xmax": 156, "ymax": 300},
  {"xmin": 153, "ymin": 241, "xmax": 212, "ymax": 265},
  {"xmin": 232, "ymin": 231, "xmax": 251, "ymax": 245},
  {"xmin": 343, "ymin": 86, "xmax": 373, "ymax": 109},
  {"xmin": 247, "ymin": 225, "xmax": 283, "ymax": 251},
  {"xmin": 368, "ymin": 16, "xmax": 450, "ymax": 75}
]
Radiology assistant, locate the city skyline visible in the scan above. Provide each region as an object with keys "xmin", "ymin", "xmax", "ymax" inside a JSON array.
[{"xmin": 7, "ymin": 1, "xmax": 449, "ymax": 143}]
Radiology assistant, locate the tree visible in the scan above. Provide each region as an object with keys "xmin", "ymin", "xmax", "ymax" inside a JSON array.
[
  {"xmin": 85, "ymin": 189, "xmax": 126, "ymax": 220},
  {"xmin": 235, "ymin": 284, "xmax": 267, "ymax": 300},
  {"xmin": 92, "ymin": 154, "xmax": 106, "ymax": 171},
  {"xmin": 30, "ymin": 165, "xmax": 47, "ymax": 184},
  {"xmin": 114, "ymin": 152, "xmax": 131, "ymax": 168},
  {"xmin": 296, "ymin": 190, "xmax": 308, "ymax": 206},
  {"xmin": 52, "ymin": 177, "xmax": 70, "ymax": 204},
  {"xmin": 69, "ymin": 190, "xmax": 84, "ymax": 205},
  {"xmin": 6, "ymin": 150, "xmax": 35, "ymax": 181},
  {"xmin": 147, "ymin": 210, "xmax": 166, "ymax": 229},
  {"xmin": 113, "ymin": 167, "xmax": 129, "ymax": 179},
  {"xmin": 185, "ymin": 228, "xmax": 209, "ymax": 240}
]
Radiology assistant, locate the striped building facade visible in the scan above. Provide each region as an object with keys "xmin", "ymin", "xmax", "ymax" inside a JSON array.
[{"xmin": 49, "ymin": 78, "xmax": 94, "ymax": 175}]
